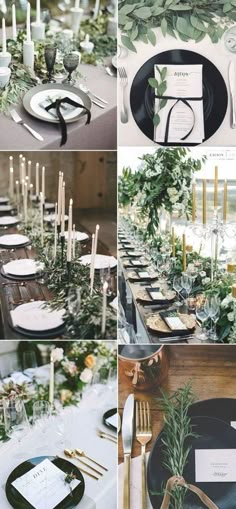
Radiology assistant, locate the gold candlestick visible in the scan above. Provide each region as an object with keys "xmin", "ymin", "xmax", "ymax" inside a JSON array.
[
  {"xmin": 232, "ymin": 284, "xmax": 236, "ymax": 298},
  {"xmin": 182, "ymin": 233, "xmax": 186, "ymax": 271},
  {"xmin": 172, "ymin": 227, "xmax": 175, "ymax": 257},
  {"xmin": 223, "ymin": 179, "xmax": 227, "ymax": 223},
  {"xmin": 202, "ymin": 179, "xmax": 206, "ymax": 225},
  {"xmin": 192, "ymin": 181, "xmax": 196, "ymax": 222},
  {"xmin": 214, "ymin": 166, "xmax": 218, "ymax": 209}
]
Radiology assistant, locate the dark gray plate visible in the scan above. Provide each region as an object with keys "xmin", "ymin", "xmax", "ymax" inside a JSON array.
[{"xmin": 23, "ymin": 83, "xmax": 92, "ymax": 124}]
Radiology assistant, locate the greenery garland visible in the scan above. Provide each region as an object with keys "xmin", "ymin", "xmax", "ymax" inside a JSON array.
[{"xmin": 118, "ymin": 0, "xmax": 235, "ymax": 52}]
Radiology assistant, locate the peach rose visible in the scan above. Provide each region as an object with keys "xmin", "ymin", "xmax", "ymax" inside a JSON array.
[{"xmin": 84, "ymin": 354, "xmax": 96, "ymax": 369}]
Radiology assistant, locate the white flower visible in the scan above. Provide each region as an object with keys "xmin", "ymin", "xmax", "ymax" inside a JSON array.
[
  {"xmin": 170, "ymin": 195, "xmax": 179, "ymax": 204},
  {"xmin": 221, "ymin": 295, "xmax": 234, "ymax": 308},
  {"xmin": 167, "ymin": 187, "xmax": 178, "ymax": 196},
  {"xmin": 51, "ymin": 348, "xmax": 64, "ymax": 363},
  {"xmin": 227, "ymin": 312, "xmax": 235, "ymax": 322},
  {"xmin": 80, "ymin": 368, "xmax": 93, "ymax": 383},
  {"xmin": 200, "ymin": 271, "xmax": 206, "ymax": 277},
  {"xmin": 202, "ymin": 277, "xmax": 210, "ymax": 285}
]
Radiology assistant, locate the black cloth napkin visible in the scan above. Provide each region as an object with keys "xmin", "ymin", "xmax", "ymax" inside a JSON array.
[{"xmin": 45, "ymin": 97, "xmax": 91, "ymax": 146}]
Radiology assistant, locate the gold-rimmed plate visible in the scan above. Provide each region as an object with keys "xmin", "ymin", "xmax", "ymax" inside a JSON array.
[{"xmin": 146, "ymin": 313, "xmax": 195, "ymax": 335}]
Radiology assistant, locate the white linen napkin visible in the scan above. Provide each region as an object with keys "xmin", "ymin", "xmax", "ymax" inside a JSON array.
[
  {"xmin": 118, "ymin": 453, "xmax": 152, "ymax": 509},
  {"xmin": 154, "ymin": 64, "xmax": 204, "ymax": 144}
]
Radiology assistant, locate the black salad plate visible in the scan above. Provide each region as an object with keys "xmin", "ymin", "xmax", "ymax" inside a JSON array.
[
  {"xmin": 147, "ymin": 416, "xmax": 236, "ymax": 508},
  {"xmin": 130, "ymin": 49, "xmax": 228, "ymax": 146},
  {"xmin": 188, "ymin": 398, "xmax": 236, "ymax": 426},
  {"xmin": 6, "ymin": 455, "xmax": 85, "ymax": 509},
  {"xmin": 103, "ymin": 408, "xmax": 117, "ymax": 432}
]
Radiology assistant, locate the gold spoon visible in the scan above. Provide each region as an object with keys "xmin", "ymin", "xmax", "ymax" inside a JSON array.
[{"xmin": 64, "ymin": 449, "xmax": 103, "ymax": 477}]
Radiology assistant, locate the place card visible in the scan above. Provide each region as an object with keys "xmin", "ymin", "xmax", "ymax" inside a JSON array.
[
  {"xmin": 148, "ymin": 290, "xmax": 164, "ymax": 300},
  {"xmin": 160, "ymin": 311, "xmax": 187, "ymax": 330},
  {"xmin": 154, "ymin": 64, "xmax": 204, "ymax": 144},
  {"xmin": 12, "ymin": 458, "xmax": 80, "ymax": 509},
  {"xmin": 131, "ymin": 260, "xmax": 143, "ymax": 266},
  {"xmin": 195, "ymin": 449, "xmax": 236, "ymax": 482},
  {"xmin": 138, "ymin": 271, "xmax": 150, "ymax": 279}
]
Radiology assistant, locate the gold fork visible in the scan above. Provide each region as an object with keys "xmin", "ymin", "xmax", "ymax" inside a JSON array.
[{"xmin": 136, "ymin": 401, "xmax": 152, "ymax": 509}]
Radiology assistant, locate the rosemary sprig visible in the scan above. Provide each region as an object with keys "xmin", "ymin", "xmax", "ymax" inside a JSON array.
[{"xmin": 157, "ymin": 383, "xmax": 198, "ymax": 509}]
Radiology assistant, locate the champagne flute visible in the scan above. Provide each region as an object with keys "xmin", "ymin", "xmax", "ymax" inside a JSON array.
[
  {"xmin": 204, "ymin": 295, "xmax": 220, "ymax": 341},
  {"xmin": 67, "ymin": 288, "xmax": 81, "ymax": 317},
  {"xmin": 195, "ymin": 298, "xmax": 209, "ymax": 342},
  {"xmin": 181, "ymin": 273, "xmax": 192, "ymax": 305},
  {"xmin": 173, "ymin": 276, "xmax": 183, "ymax": 307},
  {"xmin": 33, "ymin": 400, "xmax": 51, "ymax": 434}
]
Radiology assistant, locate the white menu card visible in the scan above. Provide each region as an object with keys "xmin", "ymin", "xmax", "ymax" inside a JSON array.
[
  {"xmin": 154, "ymin": 64, "xmax": 204, "ymax": 144},
  {"xmin": 195, "ymin": 449, "xmax": 236, "ymax": 482},
  {"xmin": 12, "ymin": 459, "xmax": 80, "ymax": 509}
]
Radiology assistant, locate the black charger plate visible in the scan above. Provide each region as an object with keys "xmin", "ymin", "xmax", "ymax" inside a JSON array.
[
  {"xmin": 1, "ymin": 267, "xmax": 44, "ymax": 281},
  {"xmin": 9, "ymin": 320, "xmax": 65, "ymax": 339},
  {"xmin": 147, "ymin": 416, "xmax": 236, "ymax": 509},
  {"xmin": 6, "ymin": 455, "xmax": 85, "ymax": 509},
  {"xmin": 189, "ymin": 398, "xmax": 236, "ymax": 425},
  {"xmin": 130, "ymin": 49, "xmax": 228, "ymax": 146}
]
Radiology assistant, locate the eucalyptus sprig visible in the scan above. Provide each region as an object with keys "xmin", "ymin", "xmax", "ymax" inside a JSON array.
[
  {"xmin": 156, "ymin": 384, "xmax": 198, "ymax": 509},
  {"xmin": 148, "ymin": 66, "xmax": 167, "ymax": 127},
  {"xmin": 119, "ymin": 0, "xmax": 234, "ymax": 52}
]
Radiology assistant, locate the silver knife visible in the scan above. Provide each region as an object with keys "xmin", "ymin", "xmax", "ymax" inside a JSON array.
[
  {"xmin": 229, "ymin": 61, "xmax": 236, "ymax": 129},
  {"xmin": 122, "ymin": 394, "xmax": 134, "ymax": 509}
]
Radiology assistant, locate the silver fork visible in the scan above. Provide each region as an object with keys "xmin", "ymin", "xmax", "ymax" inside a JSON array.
[
  {"xmin": 136, "ymin": 401, "xmax": 152, "ymax": 509},
  {"xmin": 10, "ymin": 109, "xmax": 44, "ymax": 141},
  {"xmin": 118, "ymin": 66, "xmax": 128, "ymax": 123}
]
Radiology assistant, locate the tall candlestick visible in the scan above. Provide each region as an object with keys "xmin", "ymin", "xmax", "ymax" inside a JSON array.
[
  {"xmin": 26, "ymin": 2, "xmax": 31, "ymax": 42},
  {"xmin": 72, "ymin": 224, "xmax": 76, "ymax": 259},
  {"xmin": 223, "ymin": 179, "xmax": 227, "ymax": 223},
  {"xmin": 90, "ymin": 233, "xmax": 95, "ymax": 278},
  {"xmin": 41, "ymin": 165, "xmax": 45, "ymax": 203},
  {"xmin": 93, "ymin": 0, "xmax": 100, "ymax": 19},
  {"xmin": 2, "ymin": 18, "xmax": 6, "ymax": 53},
  {"xmin": 36, "ymin": 0, "xmax": 41, "ymax": 23},
  {"xmin": 49, "ymin": 354, "xmax": 54, "ymax": 406},
  {"xmin": 12, "ymin": 4, "xmax": 17, "ymax": 40},
  {"xmin": 22, "ymin": 158, "xmax": 26, "ymax": 180},
  {"xmin": 61, "ymin": 182, "xmax": 65, "ymax": 236},
  {"xmin": 57, "ymin": 172, "xmax": 63, "ymax": 226},
  {"xmin": 40, "ymin": 192, "xmax": 44, "ymax": 246},
  {"xmin": 54, "ymin": 203, "xmax": 58, "ymax": 259},
  {"xmin": 101, "ymin": 281, "xmax": 108, "ymax": 335},
  {"xmin": 24, "ymin": 182, "xmax": 28, "ymax": 225},
  {"xmin": 27, "ymin": 160, "xmax": 31, "ymax": 185},
  {"xmin": 90, "ymin": 224, "xmax": 99, "ymax": 293},
  {"xmin": 35, "ymin": 162, "xmax": 39, "ymax": 197},
  {"xmin": 9, "ymin": 155, "xmax": 13, "ymax": 170},
  {"xmin": 75, "ymin": 0, "xmax": 80, "ymax": 7},
  {"xmin": 171, "ymin": 226, "xmax": 175, "ymax": 257},
  {"xmin": 192, "ymin": 180, "xmax": 196, "ymax": 222},
  {"xmin": 214, "ymin": 166, "xmax": 218, "ymax": 209},
  {"xmin": 16, "ymin": 180, "xmax": 20, "ymax": 213},
  {"xmin": 21, "ymin": 178, "xmax": 25, "ymax": 197},
  {"xmin": 182, "ymin": 233, "xmax": 186, "ymax": 272},
  {"xmin": 67, "ymin": 199, "xmax": 73, "ymax": 262},
  {"xmin": 202, "ymin": 179, "xmax": 206, "ymax": 225},
  {"xmin": 9, "ymin": 167, "xmax": 14, "ymax": 198}
]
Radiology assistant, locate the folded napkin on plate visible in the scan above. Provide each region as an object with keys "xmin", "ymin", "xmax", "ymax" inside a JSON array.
[
  {"xmin": 153, "ymin": 64, "xmax": 204, "ymax": 144},
  {"xmin": 45, "ymin": 97, "xmax": 91, "ymax": 146},
  {"xmin": 3, "ymin": 371, "xmax": 31, "ymax": 385}
]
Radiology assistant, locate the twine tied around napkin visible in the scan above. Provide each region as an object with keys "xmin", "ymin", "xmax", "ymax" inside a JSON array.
[
  {"xmin": 160, "ymin": 475, "xmax": 219, "ymax": 509},
  {"xmin": 154, "ymin": 94, "xmax": 203, "ymax": 144},
  {"xmin": 45, "ymin": 97, "xmax": 91, "ymax": 146}
]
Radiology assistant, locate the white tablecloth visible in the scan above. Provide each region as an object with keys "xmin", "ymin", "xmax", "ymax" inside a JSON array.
[
  {"xmin": 118, "ymin": 28, "xmax": 235, "ymax": 147},
  {"xmin": 118, "ymin": 453, "xmax": 151, "ymax": 509},
  {"xmin": 0, "ymin": 386, "xmax": 117, "ymax": 509}
]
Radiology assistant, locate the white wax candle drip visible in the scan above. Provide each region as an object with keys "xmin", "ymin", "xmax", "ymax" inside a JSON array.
[
  {"xmin": 2, "ymin": 17, "xmax": 6, "ymax": 53},
  {"xmin": 12, "ymin": 4, "xmax": 17, "ymax": 40}
]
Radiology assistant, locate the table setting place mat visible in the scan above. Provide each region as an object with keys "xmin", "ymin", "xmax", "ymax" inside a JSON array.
[
  {"xmin": 0, "ymin": 234, "xmax": 30, "ymax": 248},
  {"xmin": 146, "ymin": 312, "xmax": 195, "ymax": 335},
  {"xmin": 127, "ymin": 271, "xmax": 159, "ymax": 282},
  {"xmin": 154, "ymin": 64, "xmax": 204, "ymax": 144},
  {"xmin": 79, "ymin": 255, "xmax": 117, "ymax": 270},
  {"xmin": 3, "ymin": 259, "xmax": 44, "ymax": 278},
  {"xmin": 10, "ymin": 301, "xmax": 65, "ymax": 332}
]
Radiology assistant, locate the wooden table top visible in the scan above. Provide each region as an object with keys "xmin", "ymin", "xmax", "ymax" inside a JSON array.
[
  {"xmin": 118, "ymin": 345, "xmax": 236, "ymax": 463},
  {"xmin": 0, "ymin": 214, "xmax": 115, "ymax": 339}
]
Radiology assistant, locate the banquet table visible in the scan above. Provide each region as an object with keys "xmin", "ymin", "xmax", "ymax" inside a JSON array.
[
  {"xmin": 0, "ymin": 220, "xmax": 116, "ymax": 340},
  {"xmin": 118, "ymin": 28, "xmax": 235, "ymax": 147},
  {"xmin": 118, "ymin": 345, "xmax": 236, "ymax": 506},
  {"xmin": 0, "ymin": 64, "xmax": 117, "ymax": 151},
  {"xmin": 0, "ymin": 382, "xmax": 117, "ymax": 509},
  {"xmin": 119, "ymin": 258, "xmax": 201, "ymax": 344}
]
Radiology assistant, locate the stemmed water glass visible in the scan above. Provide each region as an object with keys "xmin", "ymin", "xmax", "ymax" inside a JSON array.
[
  {"xmin": 4, "ymin": 399, "xmax": 29, "ymax": 456},
  {"xmin": 204, "ymin": 295, "xmax": 220, "ymax": 341},
  {"xmin": 67, "ymin": 288, "xmax": 81, "ymax": 317},
  {"xmin": 195, "ymin": 297, "xmax": 209, "ymax": 342},
  {"xmin": 62, "ymin": 52, "xmax": 80, "ymax": 85},
  {"xmin": 173, "ymin": 276, "xmax": 183, "ymax": 307},
  {"xmin": 43, "ymin": 45, "xmax": 57, "ymax": 83},
  {"xmin": 33, "ymin": 401, "xmax": 51, "ymax": 433},
  {"xmin": 181, "ymin": 273, "xmax": 193, "ymax": 305}
]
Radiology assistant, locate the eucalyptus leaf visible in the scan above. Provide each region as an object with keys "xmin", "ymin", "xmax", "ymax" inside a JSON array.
[
  {"xmin": 134, "ymin": 6, "xmax": 153, "ymax": 18},
  {"xmin": 121, "ymin": 34, "xmax": 137, "ymax": 52}
]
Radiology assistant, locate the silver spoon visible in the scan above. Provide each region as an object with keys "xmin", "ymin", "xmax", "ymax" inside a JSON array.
[{"xmin": 79, "ymin": 84, "xmax": 108, "ymax": 104}]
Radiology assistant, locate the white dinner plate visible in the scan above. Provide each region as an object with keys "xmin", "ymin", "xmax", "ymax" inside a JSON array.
[
  {"xmin": 0, "ymin": 197, "xmax": 9, "ymax": 204},
  {"xmin": 64, "ymin": 231, "xmax": 89, "ymax": 242},
  {"xmin": 0, "ymin": 216, "xmax": 19, "ymax": 226},
  {"xmin": 3, "ymin": 259, "xmax": 44, "ymax": 277},
  {"xmin": 0, "ymin": 234, "xmax": 30, "ymax": 247},
  {"xmin": 11, "ymin": 301, "xmax": 65, "ymax": 331},
  {"xmin": 0, "ymin": 205, "xmax": 13, "ymax": 212},
  {"xmin": 44, "ymin": 214, "xmax": 69, "ymax": 223},
  {"xmin": 80, "ymin": 254, "xmax": 117, "ymax": 269}
]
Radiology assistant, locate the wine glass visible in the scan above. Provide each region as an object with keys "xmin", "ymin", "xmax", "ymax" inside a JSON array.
[
  {"xmin": 204, "ymin": 295, "xmax": 220, "ymax": 341},
  {"xmin": 43, "ymin": 45, "xmax": 57, "ymax": 84},
  {"xmin": 4, "ymin": 399, "xmax": 29, "ymax": 448},
  {"xmin": 173, "ymin": 276, "xmax": 183, "ymax": 307},
  {"xmin": 181, "ymin": 273, "xmax": 193, "ymax": 305},
  {"xmin": 62, "ymin": 52, "xmax": 80, "ymax": 85},
  {"xmin": 67, "ymin": 288, "xmax": 81, "ymax": 317},
  {"xmin": 195, "ymin": 297, "xmax": 209, "ymax": 342},
  {"xmin": 33, "ymin": 401, "xmax": 51, "ymax": 434}
]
